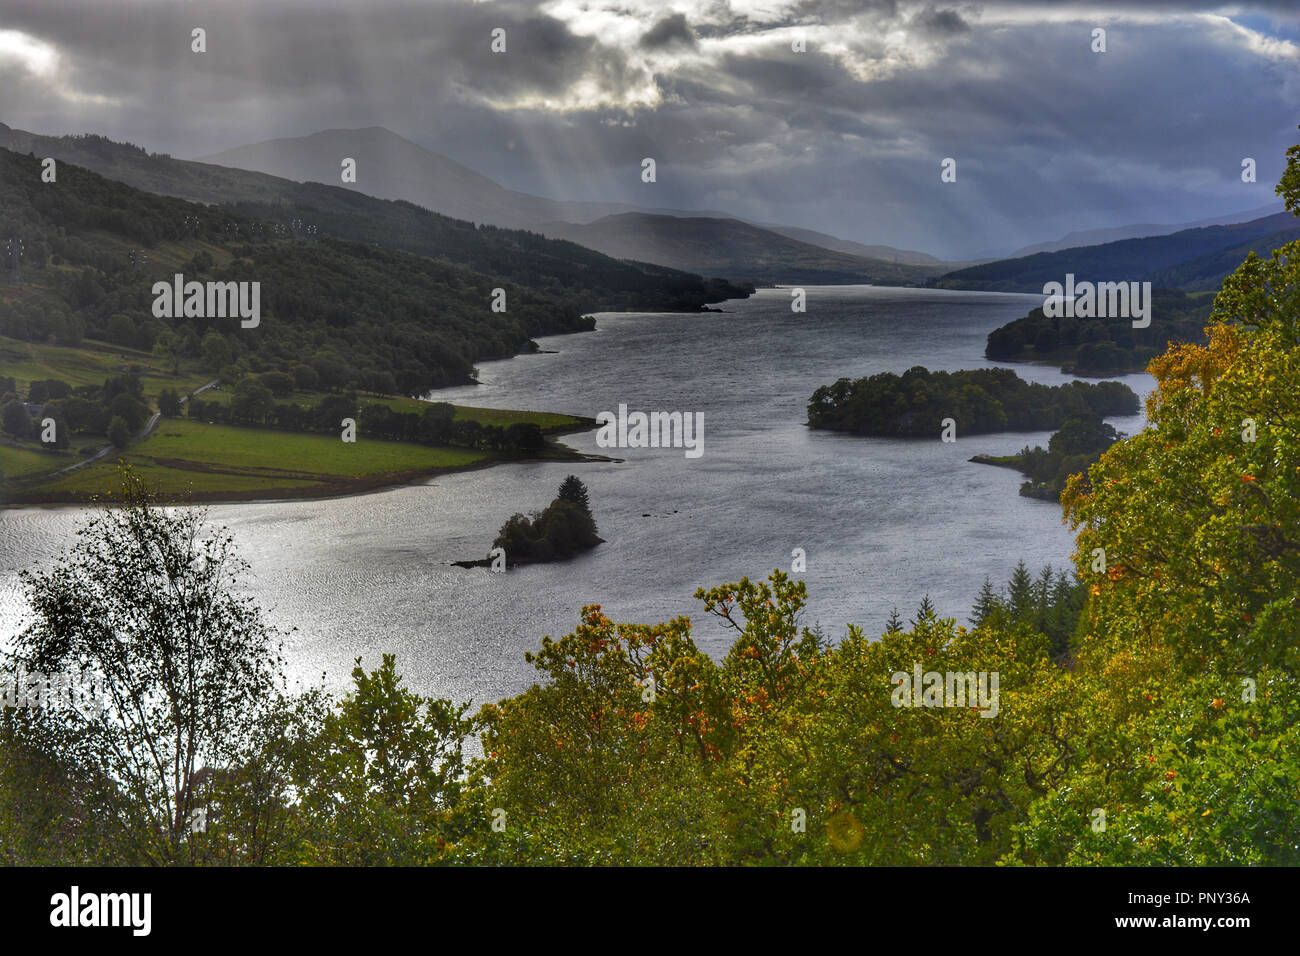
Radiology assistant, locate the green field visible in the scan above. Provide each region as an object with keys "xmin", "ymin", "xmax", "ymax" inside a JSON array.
[
  {"xmin": 144, "ymin": 420, "xmax": 485, "ymax": 476},
  {"xmin": 198, "ymin": 387, "xmax": 586, "ymax": 432},
  {"xmin": 0, "ymin": 335, "xmax": 210, "ymax": 395},
  {"xmin": 1, "ymin": 332, "xmax": 592, "ymax": 504},
  {"xmin": 24, "ymin": 419, "xmax": 491, "ymax": 502},
  {"xmin": 0, "ymin": 442, "xmax": 73, "ymax": 479}
]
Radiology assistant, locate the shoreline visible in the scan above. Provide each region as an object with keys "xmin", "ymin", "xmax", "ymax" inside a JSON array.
[{"xmin": 1, "ymin": 420, "xmax": 621, "ymax": 510}]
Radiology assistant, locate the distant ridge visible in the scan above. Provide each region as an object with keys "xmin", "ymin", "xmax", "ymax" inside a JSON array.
[
  {"xmin": 538, "ymin": 213, "xmax": 946, "ymax": 285},
  {"xmin": 196, "ymin": 127, "xmax": 955, "ymax": 280},
  {"xmin": 1003, "ymin": 203, "xmax": 1285, "ymax": 258}
]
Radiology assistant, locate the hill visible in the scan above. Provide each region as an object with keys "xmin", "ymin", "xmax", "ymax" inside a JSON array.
[
  {"xmin": 196, "ymin": 126, "xmax": 743, "ymax": 229},
  {"xmin": 1003, "ymin": 203, "xmax": 1285, "ymax": 258},
  {"xmin": 752, "ymin": 223, "xmax": 956, "ymax": 268},
  {"xmin": 932, "ymin": 212, "xmax": 1300, "ymax": 293},
  {"xmin": 0, "ymin": 126, "xmax": 750, "ymax": 314},
  {"xmin": 539, "ymin": 213, "xmax": 940, "ymax": 285}
]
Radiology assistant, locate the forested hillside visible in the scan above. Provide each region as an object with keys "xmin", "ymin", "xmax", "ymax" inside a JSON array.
[
  {"xmin": 932, "ymin": 211, "xmax": 1300, "ymax": 293},
  {"xmin": 0, "ymin": 128, "xmax": 753, "ymax": 314},
  {"xmin": 807, "ymin": 366, "xmax": 1137, "ymax": 436},
  {"xmin": 985, "ymin": 288, "xmax": 1216, "ymax": 375}
]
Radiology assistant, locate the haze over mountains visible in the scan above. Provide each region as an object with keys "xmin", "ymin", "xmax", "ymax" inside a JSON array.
[
  {"xmin": 1004, "ymin": 203, "xmax": 1286, "ymax": 258},
  {"xmin": 197, "ymin": 127, "xmax": 952, "ymax": 284},
  {"xmin": 194, "ymin": 127, "xmax": 1289, "ymax": 288},
  {"xmin": 0, "ymin": 124, "xmax": 749, "ymax": 315},
  {"xmin": 197, "ymin": 127, "xmax": 725, "ymax": 230},
  {"xmin": 1, "ymin": 120, "xmax": 1289, "ymax": 295},
  {"xmin": 535, "ymin": 214, "xmax": 940, "ymax": 285}
]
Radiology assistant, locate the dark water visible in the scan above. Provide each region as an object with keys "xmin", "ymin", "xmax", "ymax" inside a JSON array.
[{"xmin": 0, "ymin": 285, "xmax": 1153, "ymax": 707}]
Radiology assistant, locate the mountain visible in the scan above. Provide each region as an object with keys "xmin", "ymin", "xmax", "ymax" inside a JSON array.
[
  {"xmin": 0, "ymin": 125, "xmax": 750, "ymax": 313},
  {"xmin": 538, "ymin": 213, "xmax": 944, "ymax": 285},
  {"xmin": 1004, "ymin": 204, "xmax": 1285, "ymax": 258},
  {"xmin": 753, "ymin": 223, "xmax": 956, "ymax": 268},
  {"xmin": 195, "ymin": 127, "xmax": 740, "ymax": 229},
  {"xmin": 198, "ymin": 127, "xmax": 590, "ymax": 228},
  {"xmin": 0, "ymin": 146, "xmax": 591, "ymax": 392},
  {"xmin": 932, "ymin": 211, "xmax": 1300, "ymax": 294},
  {"xmin": 197, "ymin": 128, "xmax": 957, "ymax": 279}
]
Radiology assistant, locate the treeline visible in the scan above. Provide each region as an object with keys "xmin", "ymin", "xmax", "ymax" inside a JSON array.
[
  {"xmin": 188, "ymin": 387, "xmax": 546, "ymax": 454},
  {"xmin": 984, "ymin": 289, "xmax": 1214, "ymax": 375},
  {"xmin": 2, "ymin": 372, "xmax": 150, "ymax": 450},
  {"xmin": 807, "ymin": 366, "xmax": 1137, "ymax": 436}
]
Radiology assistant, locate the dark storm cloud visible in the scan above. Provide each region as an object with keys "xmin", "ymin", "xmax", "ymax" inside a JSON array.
[
  {"xmin": 911, "ymin": 5, "xmax": 971, "ymax": 34},
  {"xmin": 641, "ymin": 14, "xmax": 698, "ymax": 49},
  {"xmin": 0, "ymin": 0, "xmax": 1295, "ymax": 257}
]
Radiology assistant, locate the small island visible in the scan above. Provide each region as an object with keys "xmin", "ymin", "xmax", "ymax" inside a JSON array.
[
  {"xmin": 970, "ymin": 413, "xmax": 1120, "ymax": 502},
  {"xmin": 456, "ymin": 475, "xmax": 602, "ymax": 568},
  {"xmin": 807, "ymin": 366, "xmax": 1137, "ymax": 437}
]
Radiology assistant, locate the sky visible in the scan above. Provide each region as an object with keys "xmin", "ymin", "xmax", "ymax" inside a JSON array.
[{"xmin": 0, "ymin": 0, "xmax": 1297, "ymax": 258}]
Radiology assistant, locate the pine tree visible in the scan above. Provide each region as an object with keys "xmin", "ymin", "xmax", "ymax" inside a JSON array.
[
  {"xmin": 885, "ymin": 607, "xmax": 904, "ymax": 634},
  {"xmin": 1007, "ymin": 560, "xmax": 1034, "ymax": 622},
  {"xmin": 970, "ymin": 577, "xmax": 1001, "ymax": 627},
  {"xmin": 1034, "ymin": 565, "xmax": 1055, "ymax": 633},
  {"xmin": 556, "ymin": 475, "xmax": 591, "ymax": 513},
  {"xmin": 912, "ymin": 595, "xmax": 937, "ymax": 627}
]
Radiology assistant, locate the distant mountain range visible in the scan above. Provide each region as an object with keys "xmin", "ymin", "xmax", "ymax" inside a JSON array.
[
  {"xmin": 195, "ymin": 126, "xmax": 726, "ymax": 229},
  {"xmin": 196, "ymin": 127, "xmax": 953, "ymax": 284},
  {"xmin": 2, "ymin": 121, "xmax": 1287, "ymax": 294},
  {"xmin": 932, "ymin": 211, "xmax": 1300, "ymax": 294},
  {"xmin": 538, "ymin": 213, "xmax": 942, "ymax": 285},
  {"xmin": 0, "ymin": 124, "xmax": 749, "ymax": 313},
  {"xmin": 1003, "ymin": 204, "xmax": 1285, "ymax": 258}
]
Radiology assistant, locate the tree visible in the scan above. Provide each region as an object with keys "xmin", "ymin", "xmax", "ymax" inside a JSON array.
[
  {"xmin": 1006, "ymin": 561, "xmax": 1034, "ymax": 622},
  {"xmin": 285, "ymin": 655, "xmax": 472, "ymax": 865},
  {"xmin": 152, "ymin": 331, "xmax": 181, "ymax": 376},
  {"xmin": 201, "ymin": 331, "xmax": 232, "ymax": 372},
  {"xmin": 290, "ymin": 363, "xmax": 319, "ymax": 391},
  {"xmin": 970, "ymin": 578, "xmax": 1001, "ymax": 627},
  {"xmin": 557, "ymin": 475, "xmax": 591, "ymax": 513},
  {"xmin": 109, "ymin": 391, "xmax": 148, "ymax": 432},
  {"xmin": 1048, "ymin": 414, "xmax": 1118, "ymax": 457},
  {"xmin": 1, "ymin": 400, "xmax": 29, "ymax": 439},
  {"xmin": 7, "ymin": 468, "xmax": 290, "ymax": 863},
  {"xmin": 230, "ymin": 379, "xmax": 274, "ymax": 424},
  {"xmin": 157, "ymin": 388, "xmax": 181, "ymax": 418},
  {"xmin": 911, "ymin": 594, "xmax": 937, "ymax": 627},
  {"xmin": 106, "ymin": 415, "xmax": 130, "ymax": 448},
  {"xmin": 259, "ymin": 371, "xmax": 295, "ymax": 398}
]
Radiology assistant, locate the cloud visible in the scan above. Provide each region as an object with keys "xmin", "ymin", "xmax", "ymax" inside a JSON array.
[
  {"xmin": 0, "ymin": 0, "xmax": 1295, "ymax": 257},
  {"xmin": 641, "ymin": 13, "xmax": 698, "ymax": 49}
]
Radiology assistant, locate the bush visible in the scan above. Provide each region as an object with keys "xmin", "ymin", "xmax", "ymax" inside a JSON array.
[{"xmin": 107, "ymin": 415, "xmax": 131, "ymax": 448}]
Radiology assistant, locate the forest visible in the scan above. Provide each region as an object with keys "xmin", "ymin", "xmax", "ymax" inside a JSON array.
[
  {"xmin": 984, "ymin": 288, "xmax": 1215, "ymax": 375},
  {"xmin": 806, "ymin": 366, "xmax": 1137, "ymax": 436}
]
